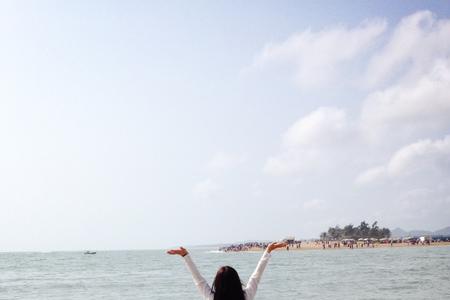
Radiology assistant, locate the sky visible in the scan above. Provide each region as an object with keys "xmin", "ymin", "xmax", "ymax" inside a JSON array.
[{"xmin": 1, "ymin": 0, "xmax": 450, "ymax": 251}]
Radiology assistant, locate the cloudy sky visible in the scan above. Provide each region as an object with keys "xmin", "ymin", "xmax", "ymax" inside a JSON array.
[{"xmin": 1, "ymin": 0, "xmax": 450, "ymax": 251}]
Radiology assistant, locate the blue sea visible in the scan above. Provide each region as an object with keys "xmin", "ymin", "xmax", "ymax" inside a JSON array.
[{"xmin": 1, "ymin": 246, "xmax": 449, "ymax": 299}]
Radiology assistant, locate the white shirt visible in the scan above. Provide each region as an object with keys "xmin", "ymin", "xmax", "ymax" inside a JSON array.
[{"xmin": 183, "ymin": 250, "xmax": 271, "ymax": 300}]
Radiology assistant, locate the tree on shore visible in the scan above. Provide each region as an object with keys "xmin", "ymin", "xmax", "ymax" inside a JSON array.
[{"xmin": 320, "ymin": 221, "xmax": 391, "ymax": 240}]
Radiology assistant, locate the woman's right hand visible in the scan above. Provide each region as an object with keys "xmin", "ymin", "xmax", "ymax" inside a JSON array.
[
  {"xmin": 167, "ymin": 246, "xmax": 188, "ymax": 257},
  {"xmin": 267, "ymin": 242, "xmax": 287, "ymax": 253}
]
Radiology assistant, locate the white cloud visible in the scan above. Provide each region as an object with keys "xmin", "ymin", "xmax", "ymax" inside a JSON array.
[
  {"xmin": 192, "ymin": 178, "xmax": 220, "ymax": 199},
  {"xmin": 258, "ymin": 10, "xmax": 450, "ymax": 233},
  {"xmin": 356, "ymin": 135, "xmax": 450, "ymax": 184},
  {"xmin": 361, "ymin": 58, "xmax": 450, "ymax": 141},
  {"xmin": 207, "ymin": 151, "xmax": 245, "ymax": 171},
  {"xmin": 360, "ymin": 11, "xmax": 450, "ymax": 142},
  {"xmin": 264, "ymin": 107, "xmax": 351, "ymax": 175},
  {"xmin": 388, "ymin": 135, "xmax": 450, "ymax": 176},
  {"xmin": 282, "ymin": 107, "xmax": 348, "ymax": 147},
  {"xmin": 355, "ymin": 166, "xmax": 386, "ymax": 185},
  {"xmin": 366, "ymin": 10, "xmax": 450, "ymax": 87},
  {"xmin": 252, "ymin": 19, "xmax": 386, "ymax": 88}
]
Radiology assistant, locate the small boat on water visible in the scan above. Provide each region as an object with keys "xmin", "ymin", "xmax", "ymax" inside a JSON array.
[{"xmin": 84, "ymin": 251, "xmax": 97, "ymax": 255}]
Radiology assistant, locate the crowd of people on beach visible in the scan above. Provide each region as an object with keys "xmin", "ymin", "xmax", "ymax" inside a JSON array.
[
  {"xmin": 219, "ymin": 240, "xmax": 302, "ymax": 252},
  {"xmin": 219, "ymin": 242, "xmax": 270, "ymax": 252},
  {"xmin": 218, "ymin": 236, "xmax": 446, "ymax": 252}
]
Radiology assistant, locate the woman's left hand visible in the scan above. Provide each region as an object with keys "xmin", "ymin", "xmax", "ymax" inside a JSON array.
[
  {"xmin": 267, "ymin": 242, "xmax": 288, "ymax": 253},
  {"xmin": 167, "ymin": 247, "xmax": 188, "ymax": 257}
]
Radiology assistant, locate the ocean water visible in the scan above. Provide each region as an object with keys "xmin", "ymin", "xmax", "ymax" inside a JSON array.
[{"xmin": 1, "ymin": 246, "xmax": 449, "ymax": 299}]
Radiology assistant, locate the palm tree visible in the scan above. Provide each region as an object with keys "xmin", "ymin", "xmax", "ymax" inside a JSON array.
[
  {"xmin": 343, "ymin": 224, "xmax": 355, "ymax": 239},
  {"xmin": 358, "ymin": 221, "xmax": 370, "ymax": 238}
]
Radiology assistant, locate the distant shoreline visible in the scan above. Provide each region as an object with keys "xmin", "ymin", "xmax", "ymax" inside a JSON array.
[{"xmin": 221, "ymin": 241, "xmax": 450, "ymax": 252}]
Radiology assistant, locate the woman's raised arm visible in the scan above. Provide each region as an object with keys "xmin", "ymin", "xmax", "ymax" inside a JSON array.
[
  {"xmin": 167, "ymin": 247, "xmax": 213, "ymax": 299},
  {"xmin": 244, "ymin": 242, "xmax": 287, "ymax": 300}
]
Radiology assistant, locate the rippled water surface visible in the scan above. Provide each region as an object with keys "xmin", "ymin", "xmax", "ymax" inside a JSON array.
[{"xmin": 1, "ymin": 246, "xmax": 449, "ymax": 299}]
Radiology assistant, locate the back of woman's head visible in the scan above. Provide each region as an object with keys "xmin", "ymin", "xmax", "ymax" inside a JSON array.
[{"xmin": 212, "ymin": 266, "xmax": 246, "ymax": 300}]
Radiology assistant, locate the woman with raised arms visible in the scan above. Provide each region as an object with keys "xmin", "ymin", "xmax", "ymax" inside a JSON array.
[{"xmin": 167, "ymin": 241, "xmax": 287, "ymax": 300}]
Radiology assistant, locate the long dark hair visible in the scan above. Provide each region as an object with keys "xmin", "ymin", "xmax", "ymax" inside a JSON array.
[{"xmin": 212, "ymin": 266, "xmax": 246, "ymax": 300}]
